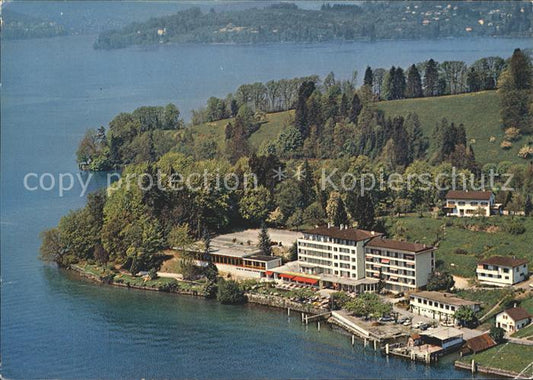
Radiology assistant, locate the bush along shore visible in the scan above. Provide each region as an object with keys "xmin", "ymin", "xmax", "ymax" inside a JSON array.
[{"xmin": 68, "ymin": 262, "xmax": 328, "ymax": 315}]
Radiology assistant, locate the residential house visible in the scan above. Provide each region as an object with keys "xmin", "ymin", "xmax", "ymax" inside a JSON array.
[
  {"xmin": 495, "ymin": 307, "xmax": 532, "ymax": 334},
  {"xmin": 476, "ymin": 256, "xmax": 529, "ymax": 286},
  {"xmin": 444, "ymin": 190, "xmax": 501, "ymax": 217}
]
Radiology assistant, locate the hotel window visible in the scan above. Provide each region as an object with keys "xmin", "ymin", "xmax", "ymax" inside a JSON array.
[{"xmin": 470, "ymin": 202, "xmax": 478, "ymax": 206}]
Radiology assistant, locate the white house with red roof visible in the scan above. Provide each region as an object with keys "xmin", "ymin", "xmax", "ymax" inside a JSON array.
[
  {"xmin": 495, "ymin": 307, "xmax": 532, "ymax": 333},
  {"xmin": 444, "ymin": 190, "xmax": 501, "ymax": 217},
  {"xmin": 476, "ymin": 256, "xmax": 529, "ymax": 286}
]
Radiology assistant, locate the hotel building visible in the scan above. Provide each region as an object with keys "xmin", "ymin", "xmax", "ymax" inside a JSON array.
[
  {"xmin": 365, "ymin": 237, "xmax": 436, "ymax": 292},
  {"xmin": 291, "ymin": 225, "xmax": 436, "ymax": 293}
]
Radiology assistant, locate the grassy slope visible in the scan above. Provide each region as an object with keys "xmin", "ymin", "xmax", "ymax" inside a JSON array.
[
  {"xmin": 190, "ymin": 110, "xmax": 293, "ymax": 150},
  {"xmin": 191, "ymin": 91, "xmax": 521, "ymax": 165},
  {"xmin": 377, "ymin": 90, "xmax": 524, "ymax": 165},
  {"xmin": 457, "ymin": 343, "xmax": 533, "ymax": 374},
  {"xmin": 386, "ymin": 215, "xmax": 533, "ymax": 278}
]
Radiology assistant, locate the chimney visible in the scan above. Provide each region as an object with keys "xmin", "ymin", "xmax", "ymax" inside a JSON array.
[
  {"xmin": 514, "ymin": 302, "xmax": 518, "ymax": 308},
  {"xmin": 371, "ymin": 231, "xmax": 375, "ymax": 236},
  {"xmin": 327, "ymin": 222, "xmax": 331, "ymax": 228},
  {"xmin": 340, "ymin": 224, "xmax": 344, "ymax": 230}
]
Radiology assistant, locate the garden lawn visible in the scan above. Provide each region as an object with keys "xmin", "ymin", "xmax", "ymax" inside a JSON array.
[
  {"xmin": 387, "ymin": 215, "xmax": 533, "ymax": 278},
  {"xmin": 457, "ymin": 343, "xmax": 533, "ymax": 375}
]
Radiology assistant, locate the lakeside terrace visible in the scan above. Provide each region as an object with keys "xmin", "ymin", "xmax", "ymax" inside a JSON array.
[
  {"xmin": 207, "ymin": 238, "xmax": 282, "ymax": 279},
  {"xmin": 267, "ymin": 261, "xmax": 379, "ymax": 292}
]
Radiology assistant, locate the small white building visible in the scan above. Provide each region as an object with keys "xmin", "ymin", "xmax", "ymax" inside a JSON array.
[
  {"xmin": 495, "ymin": 307, "xmax": 532, "ymax": 334},
  {"xmin": 476, "ymin": 256, "xmax": 529, "ymax": 286},
  {"xmin": 410, "ymin": 291, "xmax": 481, "ymax": 324},
  {"xmin": 444, "ymin": 190, "xmax": 501, "ymax": 217},
  {"xmin": 421, "ymin": 326, "xmax": 464, "ymax": 350}
]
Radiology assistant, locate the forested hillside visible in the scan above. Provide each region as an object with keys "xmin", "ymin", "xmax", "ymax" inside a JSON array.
[{"xmin": 94, "ymin": 2, "xmax": 533, "ymax": 49}]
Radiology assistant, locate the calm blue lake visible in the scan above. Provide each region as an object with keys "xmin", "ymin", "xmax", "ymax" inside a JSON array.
[{"xmin": 1, "ymin": 2, "xmax": 531, "ymax": 377}]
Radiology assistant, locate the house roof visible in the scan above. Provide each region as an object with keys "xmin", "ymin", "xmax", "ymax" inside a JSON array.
[
  {"xmin": 367, "ymin": 236, "xmax": 434, "ymax": 254},
  {"xmin": 422, "ymin": 326, "xmax": 463, "ymax": 341},
  {"xmin": 302, "ymin": 226, "xmax": 382, "ymax": 242},
  {"xmin": 245, "ymin": 255, "xmax": 281, "ymax": 262},
  {"xmin": 464, "ymin": 333, "xmax": 496, "ymax": 353},
  {"xmin": 501, "ymin": 307, "xmax": 532, "ymax": 322},
  {"xmin": 411, "ymin": 291, "xmax": 481, "ymax": 307},
  {"xmin": 445, "ymin": 190, "xmax": 492, "ymax": 200},
  {"xmin": 478, "ymin": 256, "xmax": 528, "ymax": 268}
]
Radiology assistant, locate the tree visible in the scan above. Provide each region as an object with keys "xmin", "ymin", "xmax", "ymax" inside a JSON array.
[
  {"xmin": 392, "ymin": 67, "xmax": 406, "ymax": 99},
  {"xmin": 423, "ymin": 59, "xmax": 439, "ymax": 97},
  {"xmin": 276, "ymin": 126, "xmax": 303, "ymax": 159},
  {"xmin": 363, "ymin": 66, "xmax": 373, "ymax": 87},
  {"xmin": 288, "ymin": 242, "xmax": 298, "ymax": 261},
  {"xmin": 498, "ymin": 48, "xmax": 532, "ymax": 133},
  {"xmin": 345, "ymin": 192, "xmax": 375, "ymax": 230},
  {"xmin": 525, "ymin": 194, "xmax": 532, "ymax": 216},
  {"xmin": 275, "ymin": 180, "xmax": 303, "ymax": 221},
  {"xmin": 454, "ymin": 306, "xmax": 477, "ymax": 327},
  {"xmin": 287, "ymin": 209, "xmax": 304, "ymax": 230},
  {"xmin": 440, "ymin": 61, "xmax": 467, "ymax": 94},
  {"xmin": 326, "ymin": 192, "xmax": 348, "ymax": 226},
  {"xmin": 258, "ymin": 223, "xmax": 273, "ymax": 256},
  {"xmin": 225, "ymin": 118, "xmax": 250, "ymax": 164},
  {"xmin": 94, "ymin": 243, "xmax": 109, "ymax": 268},
  {"xmin": 202, "ymin": 228, "xmax": 212, "ymax": 262},
  {"xmin": 405, "ymin": 64, "xmax": 423, "ymax": 98},
  {"xmin": 466, "ymin": 67, "xmax": 482, "ymax": 93},
  {"xmin": 349, "ymin": 93, "xmax": 362, "ymax": 124},
  {"xmin": 239, "ymin": 186, "xmax": 271, "ymax": 224},
  {"xmin": 303, "ymin": 202, "xmax": 326, "ymax": 226},
  {"xmin": 295, "ymin": 81, "xmax": 316, "ymax": 138},
  {"xmin": 299, "ymin": 160, "xmax": 316, "ymax": 208},
  {"xmin": 426, "ymin": 270, "xmax": 455, "ymax": 291},
  {"xmin": 331, "ymin": 291, "xmax": 351, "ymax": 310},
  {"xmin": 168, "ymin": 223, "xmax": 194, "ymax": 250},
  {"xmin": 489, "ymin": 326, "xmax": 505, "ymax": 343},
  {"xmin": 216, "ymin": 278, "xmax": 246, "ymax": 304},
  {"xmin": 39, "ymin": 228, "xmax": 68, "ymax": 266}
]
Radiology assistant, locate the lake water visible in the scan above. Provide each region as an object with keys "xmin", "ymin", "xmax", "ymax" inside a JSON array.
[{"xmin": 1, "ymin": 6, "xmax": 531, "ymax": 377}]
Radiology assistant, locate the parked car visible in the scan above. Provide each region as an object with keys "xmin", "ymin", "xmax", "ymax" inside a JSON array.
[
  {"xmin": 379, "ymin": 315, "xmax": 395, "ymax": 322},
  {"xmin": 397, "ymin": 316, "xmax": 409, "ymax": 324},
  {"xmin": 414, "ymin": 321, "xmax": 429, "ymax": 330}
]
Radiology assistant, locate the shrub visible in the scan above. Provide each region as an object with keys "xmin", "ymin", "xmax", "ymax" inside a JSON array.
[
  {"xmin": 216, "ymin": 278, "xmax": 247, "ymax": 304},
  {"xmin": 454, "ymin": 248, "xmax": 468, "ymax": 255},
  {"xmin": 158, "ymin": 281, "xmax": 179, "ymax": 293},
  {"xmin": 518, "ymin": 144, "xmax": 533, "ymax": 159},
  {"xmin": 507, "ymin": 221, "xmax": 526, "ymax": 235},
  {"xmin": 500, "ymin": 140, "xmax": 513, "ymax": 149},
  {"xmin": 426, "ymin": 270, "xmax": 455, "ymax": 291},
  {"xmin": 504, "ymin": 127, "xmax": 521, "ymax": 142},
  {"xmin": 489, "ymin": 326, "xmax": 505, "ymax": 343},
  {"xmin": 331, "ymin": 291, "xmax": 350, "ymax": 310},
  {"xmin": 148, "ymin": 268, "xmax": 158, "ymax": 280}
]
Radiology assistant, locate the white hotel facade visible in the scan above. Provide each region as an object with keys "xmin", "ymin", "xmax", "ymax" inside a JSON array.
[{"xmin": 296, "ymin": 225, "xmax": 435, "ymax": 293}]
